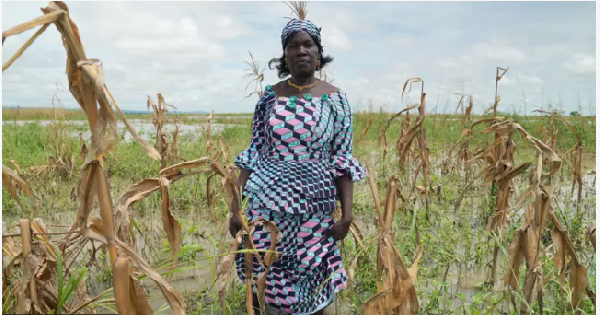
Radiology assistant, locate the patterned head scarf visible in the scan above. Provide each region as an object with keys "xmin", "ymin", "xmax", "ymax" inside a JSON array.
[{"xmin": 280, "ymin": 18, "xmax": 322, "ymax": 49}]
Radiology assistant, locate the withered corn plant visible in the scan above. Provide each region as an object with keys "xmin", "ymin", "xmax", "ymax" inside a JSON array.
[
  {"xmin": 214, "ymin": 161, "xmax": 288, "ymax": 315},
  {"xmin": 534, "ymin": 109, "xmax": 585, "ymax": 205},
  {"xmin": 455, "ymin": 94, "xmax": 474, "ymax": 169},
  {"xmin": 453, "ymin": 67, "xmax": 528, "ymax": 285},
  {"xmin": 456, "ymin": 118, "xmax": 555, "ymax": 285},
  {"xmin": 354, "ymin": 77, "xmax": 432, "ymax": 314},
  {"xmin": 2, "ymin": 2, "xmax": 188, "ymax": 313},
  {"xmin": 204, "ymin": 109, "xmax": 237, "ymax": 218},
  {"xmin": 357, "ymin": 99, "xmax": 374, "ymax": 143},
  {"xmin": 382, "ymin": 78, "xmax": 431, "ymax": 221},
  {"xmin": 3, "ymin": 219, "xmax": 60, "ymax": 313},
  {"xmin": 487, "ymin": 66, "xmax": 510, "ymax": 117},
  {"xmin": 499, "ymin": 122, "xmax": 595, "ymax": 314},
  {"xmin": 147, "ymin": 93, "xmax": 180, "ymax": 169},
  {"xmin": 359, "ymin": 172, "xmax": 423, "ymax": 315},
  {"xmin": 243, "ymin": 51, "xmax": 266, "ymax": 99},
  {"xmin": 377, "ymin": 107, "xmax": 390, "ymax": 173}
]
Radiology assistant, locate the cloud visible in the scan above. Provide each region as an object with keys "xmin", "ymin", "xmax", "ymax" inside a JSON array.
[
  {"xmin": 470, "ymin": 41, "xmax": 527, "ymax": 63},
  {"xmin": 322, "ymin": 25, "xmax": 353, "ymax": 51},
  {"xmin": 563, "ymin": 53, "xmax": 596, "ymax": 75},
  {"xmin": 1, "ymin": 1, "xmax": 595, "ymax": 116}
]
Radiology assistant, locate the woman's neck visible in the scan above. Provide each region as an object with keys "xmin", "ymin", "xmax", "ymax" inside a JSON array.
[{"xmin": 289, "ymin": 75, "xmax": 316, "ymax": 87}]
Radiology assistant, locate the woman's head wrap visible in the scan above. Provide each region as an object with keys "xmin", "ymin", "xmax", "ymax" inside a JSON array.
[{"xmin": 280, "ymin": 18, "xmax": 322, "ymax": 49}]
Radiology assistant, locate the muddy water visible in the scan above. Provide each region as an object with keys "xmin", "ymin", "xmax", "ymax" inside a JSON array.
[
  {"xmin": 4, "ymin": 119, "xmax": 237, "ymax": 142},
  {"xmin": 2, "ymin": 209, "xmax": 224, "ymax": 313}
]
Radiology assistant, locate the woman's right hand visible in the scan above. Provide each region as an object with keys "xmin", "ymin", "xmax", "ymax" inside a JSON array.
[{"xmin": 229, "ymin": 209, "xmax": 243, "ymax": 238}]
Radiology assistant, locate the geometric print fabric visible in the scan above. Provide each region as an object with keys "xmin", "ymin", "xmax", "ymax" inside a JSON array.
[
  {"xmin": 234, "ymin": 85, "xmax": 366, "ymax": 314},
  {"xmin": 235, "ymin": 86, "xmax": 366, "ymax": 215},
  {"xmin": 235, "ymin": 209, "xmax": 346, "ymax": 315}
]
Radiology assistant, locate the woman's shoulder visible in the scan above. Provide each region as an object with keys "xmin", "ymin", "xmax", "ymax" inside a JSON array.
[
  {"xmin": 321, "ymin": 84, "xmax": 352, "ymax": 118},
  {"xmin": 270, "ymin": 81, "xmax": 286, "ymax": 95},
  {"xmin": 319, "ymin": 81, "xmax": 342, "ymax": 95}
]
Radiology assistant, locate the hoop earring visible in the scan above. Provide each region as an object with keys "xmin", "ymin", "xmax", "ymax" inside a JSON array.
[{"xmin": 316, "ymin": 60, "xmax": 321, "ymax": 70}]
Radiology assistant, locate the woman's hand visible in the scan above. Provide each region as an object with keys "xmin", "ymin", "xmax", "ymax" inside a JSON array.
[
  {"xmin": 331, "ymin": 175, "xmax": 354, "ymax": 241},
  {"xmin": 324, "ymin": 218, "xmax": 352, "ymax": 241}
]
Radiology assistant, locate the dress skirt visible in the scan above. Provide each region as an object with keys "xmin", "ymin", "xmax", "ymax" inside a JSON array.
[{"xmin": 235, "ymin": 208, "xmax": 347, "ymax": 315}]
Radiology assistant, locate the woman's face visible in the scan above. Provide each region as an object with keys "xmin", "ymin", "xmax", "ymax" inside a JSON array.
[{"xmin": 284, "ymin": 31, "xmax": 319, "ymax": 78}]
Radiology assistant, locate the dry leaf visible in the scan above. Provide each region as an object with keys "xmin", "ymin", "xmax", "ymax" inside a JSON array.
[
  {"xmin": 113, "ymin": 255, "xmax": 132, "ymax": 315},
  {"xmin": 570, "ymin": 261, "xmax": 588, "ymax": 315},
  {"xmin": 253, "ymin": 219, "xmax": 281, "ymax": 314},
  {"xmin": 95, "ymin": 162, "xmax": 117, "ymax": 265},
  {"xmin": 114, "ymin": 178, "xmax": 162, "ymax": 243},
  {"xmin": 504, "ymin": 232, "xmax": 524, "ymax": 290},
  {"xmin": 116, "ymin": 241, "xmax": 186, "ymax": 315},
  {"xmin": 218, "ymin": 234, "xmax": 241, "ymax": 310},
  {"xmin": 104, "ymin": 87, "xmax": 161, "ymax": 160},
  {"xmin": 360, "ymin": 290, "xmax": 392, "ymax": 315},
  {"xmin": 551, "ymin": 228, "xmax": 568, "ymax": 290},
  {"xmin": 520, "ymin": 226, "xmax": 538, "ymax": 267},
  {"xmin": 159, "ymin": 176, "xmax": 181, "ymax": 261}
]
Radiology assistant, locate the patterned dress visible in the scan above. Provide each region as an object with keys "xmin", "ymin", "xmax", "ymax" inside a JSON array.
[{"xmin": 234, "ymin": 84, "xmax": 366, "ymax": 315}]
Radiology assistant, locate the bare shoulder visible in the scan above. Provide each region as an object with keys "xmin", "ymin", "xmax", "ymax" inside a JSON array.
[
  {"xmin": 271, "ymin": 81, "xmax": 286, "ymax": 94},
  {"xmin": 319, "ymin": 81, "xmax": 340, "ymax": 94}
]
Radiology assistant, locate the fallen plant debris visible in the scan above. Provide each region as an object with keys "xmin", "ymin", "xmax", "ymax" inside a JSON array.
[
  {"xmin": 2, "ymin": 164, "xmax": 34, "ymax": 211},
  {"xmin": 2, "ymin": 2, "xmax": 189, "ymax": 313}
]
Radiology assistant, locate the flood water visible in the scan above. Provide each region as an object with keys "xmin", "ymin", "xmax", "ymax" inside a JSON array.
[
  {"xmin": 3, "ymin": 119, "xmax": 237, "ymax": 143},
  {"xmin": 2, "ymin": 122, "xmax": 596, "ymax": 314}
]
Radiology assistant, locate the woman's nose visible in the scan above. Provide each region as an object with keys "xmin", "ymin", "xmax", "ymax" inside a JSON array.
[{"xmin": 297, "ymin": 46, "xmax": 308, "ymax": 56}]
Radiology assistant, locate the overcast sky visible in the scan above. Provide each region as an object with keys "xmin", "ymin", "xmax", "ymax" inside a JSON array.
[{"xmin": 2, "ymin": 1, "xmax": 596, "ymax": 115}]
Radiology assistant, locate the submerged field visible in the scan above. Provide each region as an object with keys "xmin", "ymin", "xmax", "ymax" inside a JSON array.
[{"xmin": 2, "ymin": 108, "xmax": 596, "ymax": 314}]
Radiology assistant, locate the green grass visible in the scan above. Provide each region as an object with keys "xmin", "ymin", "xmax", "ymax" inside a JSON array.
[{"xmin": 1, "ymin": 112, "xmax": 596, "ymax": 314}]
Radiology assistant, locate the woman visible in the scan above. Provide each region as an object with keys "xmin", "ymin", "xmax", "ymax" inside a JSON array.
[{"xmin": 229, "ymin": 17, "xmax": 366, "ymax": 315}]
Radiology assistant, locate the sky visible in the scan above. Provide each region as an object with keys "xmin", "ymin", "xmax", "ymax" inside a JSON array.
[{"xmin": 1, "ymin": 1, "xmax": 596, "ymax": 115}]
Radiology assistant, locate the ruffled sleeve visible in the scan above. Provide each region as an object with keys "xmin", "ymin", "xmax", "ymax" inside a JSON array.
[
  {"xmin": 329, "ymin": 92, "xmax": 367, "ymax": 182},
  {"xmin": 234, "ymin": 92, "xmax": 268, "ymax": 171}
]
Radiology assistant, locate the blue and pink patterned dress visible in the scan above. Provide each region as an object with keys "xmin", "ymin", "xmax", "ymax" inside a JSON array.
[{"xmin": 234, "ymin": 84, "xmax": 366, "ymax": 315}]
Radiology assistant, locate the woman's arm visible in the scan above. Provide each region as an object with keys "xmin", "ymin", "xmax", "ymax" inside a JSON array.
[
  {"xmin": 325, "ymin": 92, "xmax": 366, "ymax": 241},
  {"xmin": 335, "ymin": 175, "xmax": 353, "ymax": 223}
]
